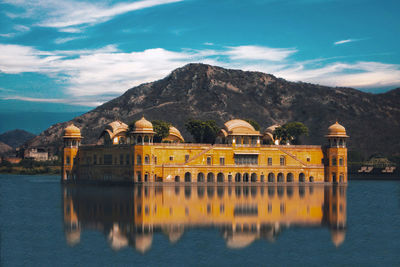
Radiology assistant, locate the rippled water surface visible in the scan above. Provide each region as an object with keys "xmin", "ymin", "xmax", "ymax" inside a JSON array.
[{"xmin": 1, "ymin": 174, "xmax": 400, "ymax": 266}]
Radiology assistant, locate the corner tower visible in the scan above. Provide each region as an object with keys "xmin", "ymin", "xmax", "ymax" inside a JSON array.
[
  {"xmin": 62, "ymin": 124, "xmax": 82, "ymax": 182},
  {"xmin": 324, "ymin": 122, "xmax": 349, "ymax": 183}
]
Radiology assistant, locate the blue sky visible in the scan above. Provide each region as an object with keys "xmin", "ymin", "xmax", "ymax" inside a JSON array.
[{"xmin": 0, "ymin": 0, "xmax": 399, "ymax": 113}]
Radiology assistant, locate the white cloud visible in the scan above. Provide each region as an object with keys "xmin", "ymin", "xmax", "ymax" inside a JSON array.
[
  {"xmin": 0, "ymin": 33, "xmax": 15, "ymax": 38},
  {"xmin": 0, "ymin": 43, "xmax": 399, "ymax": 107},
  {"xmin": 0, "ymin": 24, "xmax": 30, "ymax": 39},
  {"xmin": 13, "ymin": 24, "xmax": 30, "ymax": 32},
  {"xmin": 54, "ymin": 36, "xmax": 84, "ymax": 44},
  {"xmin": 58, "ymin": 27, "xmax": 83, "ymax": 33},
  {"xmin": 225, "ymin": 45, "xmax": 297, "ymax": 61},
  {"xmin": 4, "ymin": 0, "xmax": 183, "ymax": 31},
  {"xmin": 334, "ymin": 39, "xmax": 359, "ymax": 45},
  {"xmin": 1, "ymin": 95, "xmax": 104, "ymax": 107}
]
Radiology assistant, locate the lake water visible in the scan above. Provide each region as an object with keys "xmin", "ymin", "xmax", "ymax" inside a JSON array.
[{"xmin": 1, "ymin": 174, "xmax": 400, "ymax": 266}]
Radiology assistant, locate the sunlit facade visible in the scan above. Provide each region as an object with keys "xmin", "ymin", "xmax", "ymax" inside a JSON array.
[
  {"xmin": 62, "ymin": 184, "xmax": 347, "ymax": 252},
  {"xmin": 62, "ymin": 118, "xmax": 349, "ymax": 184}
]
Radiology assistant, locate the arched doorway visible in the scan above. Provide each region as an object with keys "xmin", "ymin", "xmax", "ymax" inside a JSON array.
[
  {"xmin": 277, "ymin": 173, "xmax": 284, "ymax": 182},
  {"xmin": 217, "ymin": 173, "xmax": 224, "ymax": 183},
  {"xmin": 207, "ymin": 172, "xmax": 214, "ymax": 183},
  {"xmin": 251, "ymin": 173, "xmax": 257, "ymax": 182},
  {"xmin": 299, "ymin": 173, "xmax": 305, "ymax": 182},
  {"xmin": 197, "ymin": 172, "xmax": 205, "ymax": 183},
  {"xmin": 287, "ymin": 173, "xmax": 294, "ymax": 182},
  {"xmin": 185, "ymin": 172, "xmax": 191, "ymax": 182},
  {"xmin": 175, "ymin": 175, "xmax": 180, "ymax": 182},
  {"xmin": 268, "ymin": 173, "xmax": 275, "ymax": 183},
  {"xmin": 309, "ymin": 176, "xmax": 314, "ymax": 182},
  {"xmin": 243, "ymin": 173, "xmax": 249, "ymax": 182},
  {"xmin": 235, "ymin": 173, "xmax": 241, "ymax": 182}
]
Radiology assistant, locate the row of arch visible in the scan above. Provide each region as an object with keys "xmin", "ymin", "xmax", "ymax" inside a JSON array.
[{"xmin": 174, "ymin": 172, "xmax": 313, "ymax": 183}]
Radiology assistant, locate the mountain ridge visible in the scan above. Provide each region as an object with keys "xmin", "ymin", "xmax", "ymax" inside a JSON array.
[
  {"xmin": 25, "ymin": 63, "xmax": 400, "ymax": 158},
  {"xmin": 0, "ymin": 129, "xmax": 36, "ymax": 149}
]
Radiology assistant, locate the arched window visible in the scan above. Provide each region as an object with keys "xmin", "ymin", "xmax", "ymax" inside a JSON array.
[
  {"xmin": 175, "ymin": 175, "xmax": 180, "ymax": 182},
  {"xmin": 243, "ymin": 173, "xmax": 249, "ymax": 182},
  {"xmin": 137, "ymin": 136, "xmax": 142, "ymax": 144},
  {"xmin": 287, "ymin": 173, "xmax": 294, "ymax": 182},
  {"xmin": 144, "ymin": 155, "xmax": 150, "ymax": 164},
  {"xmin": 309, "ymin": 176, "xmax": 314, "ymax": 182},
  {"xmin": 137, "ymin": 171, "xmax": 142, "ymax": 182},
  {"xmin": 299, "ymin": 173, "xmax": 306, "ymax": 182},
  {"xmin": 339, "ymin": 173, "xmax": 344, "ymax": 182},
  {"xmin": 207, "ymin": 173, "xmax": 214, "ymax": 183},
  {"xmin": 277, "ymin": 173, "xmax": 284, "ymax": 182},
  {"xmin": 339, "ymin": 157, "xmax": 344, "ymax": 166},
  {"xmin": 260, "ymin": 174, "xmax": 265, "ymax": 182},
  {"xmin": 251, "ymin": 173, "xmax": 257, "ymax": 182},
  {"xmin": 137, "ymin": 155, "xmax": 142, "ymax": 164},
  {"xmin": 235, "ymin": 173, "xmax": 241, "ymax": 182},
  {"xmin": 144, "ymin": 135, "xmax": 149, "ymax": 143},
  {"xmin": 197, "ymin": 172, "xmax": 205, "ymax": 182},
  {"xmin": 217, "ymin": 173, "xmax": 224, "ymax": 183},
  {"xmin": 185, "ymin": 172, "xmax": 191, "ymax": 182},
  {"xmin": 144, "ymin": 173, "xmax": 149, "ymax": 182},
  {"xmin": 268, "ymin": 173, "xmax": 275, "ymax": 183}
]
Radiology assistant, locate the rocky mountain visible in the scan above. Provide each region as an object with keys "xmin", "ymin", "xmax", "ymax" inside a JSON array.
[
  {"xmin": 25, "ymin": 63, "xmax": 400, "ymax": 158},
  {"xmin": 0, "ymin": 129, "xmax": 36, "ymax": 149}
]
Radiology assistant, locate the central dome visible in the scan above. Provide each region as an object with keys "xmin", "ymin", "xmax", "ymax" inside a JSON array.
[
  {"xmin": 133, "ymin": 116, "xmax": 155, "ymax": 134},
  {"xmin": 223, "ymin": 119, "xmax": 260, "ymax": 135}
]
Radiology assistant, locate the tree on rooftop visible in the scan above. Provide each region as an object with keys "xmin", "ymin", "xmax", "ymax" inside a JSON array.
[
  {"xmin": 151, "ymin": 120, "xmax": 171, "ymax": 143},
  {"xmin": 273, "ymin": 122, "xmax": 309, "ymax": 145},
  {"xmin": 244, "ymin": 119, "xmax": 261, "ymax": 131},
  {"xmin": 185, "ymin": 119, "xmax": 219, "ymax": 143}
]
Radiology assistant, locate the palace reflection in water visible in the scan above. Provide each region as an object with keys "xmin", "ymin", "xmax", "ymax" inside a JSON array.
[{"xmin": 63, "ymin": 184, "xmax": 347, "ymax": 253}]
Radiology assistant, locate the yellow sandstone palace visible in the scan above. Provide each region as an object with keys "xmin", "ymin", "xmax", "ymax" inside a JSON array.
[{"xmin": 61, "ymin": 118, "xmax": 349, "ymax": 184}]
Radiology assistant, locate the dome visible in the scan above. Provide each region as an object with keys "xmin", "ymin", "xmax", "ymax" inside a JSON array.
[
  {"xmin": 326, "ymin": 121, "xmax": 349, "ymax": 138},
  {"xmin": 63, "ymin": 124, "xmax": 82, "ymax": 138},
  {"xmin": 168, "ymin": 126, "xmax": 184, "ymax": 141},
  {"xmin": 133, "ymin": 116, "xmax": 155, "ymax": 134},
  {"xmin": 223, "ymin": 119, "xmax": 260, "ymax": 136},
  {"xmin": 103, "ymin": 120, "xmax": 128, "ymax": 138}
]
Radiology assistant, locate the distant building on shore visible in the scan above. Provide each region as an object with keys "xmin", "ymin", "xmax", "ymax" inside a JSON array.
[
  {"xmin": 23, "ymin": 147, "xmax": 49, "ymax": 161},
  {"xmin": 61, "ymin": 118, "xmax": 349, "ymax": 184}
]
